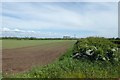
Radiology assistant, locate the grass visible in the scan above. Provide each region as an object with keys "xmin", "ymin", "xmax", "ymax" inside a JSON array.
[
  {"xmin": 0, "ymin": 72, "xmax": 2, "ymax": 79},
  {"xmin": 6, "ymin": 48, "xmax": 119, "ymax": 78},
  {"xmin": 2, "ymin": 40, "xmax": 76, "ymax": 49}
]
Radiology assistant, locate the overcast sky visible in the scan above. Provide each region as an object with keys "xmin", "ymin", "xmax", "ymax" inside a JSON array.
[{"xmin": 1, "ymin": 2, "xmax": 118, "ymax": 38}]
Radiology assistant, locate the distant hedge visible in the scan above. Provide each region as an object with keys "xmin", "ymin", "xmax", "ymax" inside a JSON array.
[
  {"xmin": 1, "ymin": 37, "xmax": 77, "ymax": 40},
  {"xmin": 110, "ymin": 40, "xmax": 120, "ymax": 48},
  {"xmin": 73, "ymin": 37, "xmax": 119, "ymax": 62}
]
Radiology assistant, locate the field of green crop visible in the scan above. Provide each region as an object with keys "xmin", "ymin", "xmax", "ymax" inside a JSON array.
[{"xmin": 2, "ymin": 40, "xmax": 76, "ymax": 49}]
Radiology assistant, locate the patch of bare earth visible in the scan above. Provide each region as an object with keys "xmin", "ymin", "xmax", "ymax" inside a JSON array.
[{"xmin": 2, "ymin": 42, "xmax": 72, "ymax": 74}]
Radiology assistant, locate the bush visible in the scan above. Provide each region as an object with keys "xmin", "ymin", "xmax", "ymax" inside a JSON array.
[{"xmin": 73, "ymin": 37, "xmax": 119, "ymax": 62}]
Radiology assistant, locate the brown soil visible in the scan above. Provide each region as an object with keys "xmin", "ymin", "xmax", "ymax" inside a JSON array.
[{"xmin": 2, "ymin": 42, "xmax": 71, "ymax": 74}]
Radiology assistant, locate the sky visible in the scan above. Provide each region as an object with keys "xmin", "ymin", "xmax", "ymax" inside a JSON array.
[
  {"xmin": 1, "ymin": 0, "xmax": 119, "ymax": 2},
  {"xmin": 0, "ymin": 2, "xmax": 118, "ymax": 38}
]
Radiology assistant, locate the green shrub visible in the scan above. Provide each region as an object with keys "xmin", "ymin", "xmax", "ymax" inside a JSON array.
[{"xmin": 73, "ymin": 37, "xmax": 119, "ymax": 62}]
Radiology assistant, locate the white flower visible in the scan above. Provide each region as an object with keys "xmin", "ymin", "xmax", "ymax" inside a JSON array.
[
  {"xmin": 111, "ymin": 48, "xmax": 116, "ymax": 52},
  {"xmin": 103, "ymin": 57, "xmax": 106, "ymax": 60},
  {"xmin": 116, "ymin": 48, "xmax": 118, "ymax": 51},
  {"xmin": 114, "ymin": 58, "xmax": 118, "ymax": 61}
]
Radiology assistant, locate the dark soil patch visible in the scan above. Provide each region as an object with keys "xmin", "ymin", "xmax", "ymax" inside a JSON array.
[{"xmin": 2, "ymin": 42, "xmax": 72, "ymax": 74}]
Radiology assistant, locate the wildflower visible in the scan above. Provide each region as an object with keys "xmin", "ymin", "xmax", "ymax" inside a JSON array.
[
  {"xmin": 103, "ymin": 57, "xmax": 106, "ymax": 60},
  {"xmin": 116, "ymin": 48, "xmax": 118, "ymax": 51},
  {"xmin": 114, "ymin": 58, "xmax": 118, "ymax": 61},
  {"xmin": 111, "ymin": 48, "xmax": 116, "ymax": 52}
]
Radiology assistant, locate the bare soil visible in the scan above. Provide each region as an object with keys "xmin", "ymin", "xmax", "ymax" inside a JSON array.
[{"xmin": 2, "ymin": 42, "xmax": 72, "ymax": 74}]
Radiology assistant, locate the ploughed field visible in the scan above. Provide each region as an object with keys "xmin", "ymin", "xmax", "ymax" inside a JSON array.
[{"xmin": 2, "ymin": 40, "xmax": 76, "ymax": 74}]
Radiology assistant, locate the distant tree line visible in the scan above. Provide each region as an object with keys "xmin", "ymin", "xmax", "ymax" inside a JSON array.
[
  {"xmin": 0, "ymin": 37, "xmax": 78, "ymax": 40},
  {"xmin": 108, "ymin": 37, "xmax": 120, "ymax": 40},
  {"xmin": 108, "ymin": 38, "xmax": 120, "ymax": 48},
  {"xmin": 108, "ymin": 38, "xmax": 120, "ymax": 43},
  {"xmin": 0, "ymin": 37, "xmax": 120, "ymax": 40}
]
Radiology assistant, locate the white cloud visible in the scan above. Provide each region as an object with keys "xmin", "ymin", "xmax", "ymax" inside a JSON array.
[
  {"xmin": 2, "ymin": 27, "xmax": 11, "ymax": 32},
  {"xmin": 2, "ymin": 27, "xmax": 67, "ymax": 38}
]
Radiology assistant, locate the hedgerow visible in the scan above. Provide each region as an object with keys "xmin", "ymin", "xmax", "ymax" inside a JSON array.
[{"xmin": 73, "ymin": 37, "xmax": 119, "ymax": 62}]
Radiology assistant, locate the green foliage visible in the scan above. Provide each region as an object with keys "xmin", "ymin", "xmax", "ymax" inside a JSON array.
[
  {"xmin": 9, "ymin": 58, "xmax": 120, "ymax": 78},
  {"xmin": 73, "ymin": 37, "xmax": 119, "ymax": 62},
  {"xmin": 110, "ymin": 40, "xmax": 120, "ymax": 48},
  {"xmin": 0, "ymin": 72, "xmax": 2, "ymax": 80}
]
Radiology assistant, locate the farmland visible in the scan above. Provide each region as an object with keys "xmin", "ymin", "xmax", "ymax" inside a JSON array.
[
  {"xmin": 2, "ymin": 40, "xmax": 75, "ymax": 49},
  {"xmin": 2, "ymin": 38, "xmax": 120, "ymax": 78},
  {"xmin": 2, "ymin": 40, "xmax": 76, "ymax": 75}
]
